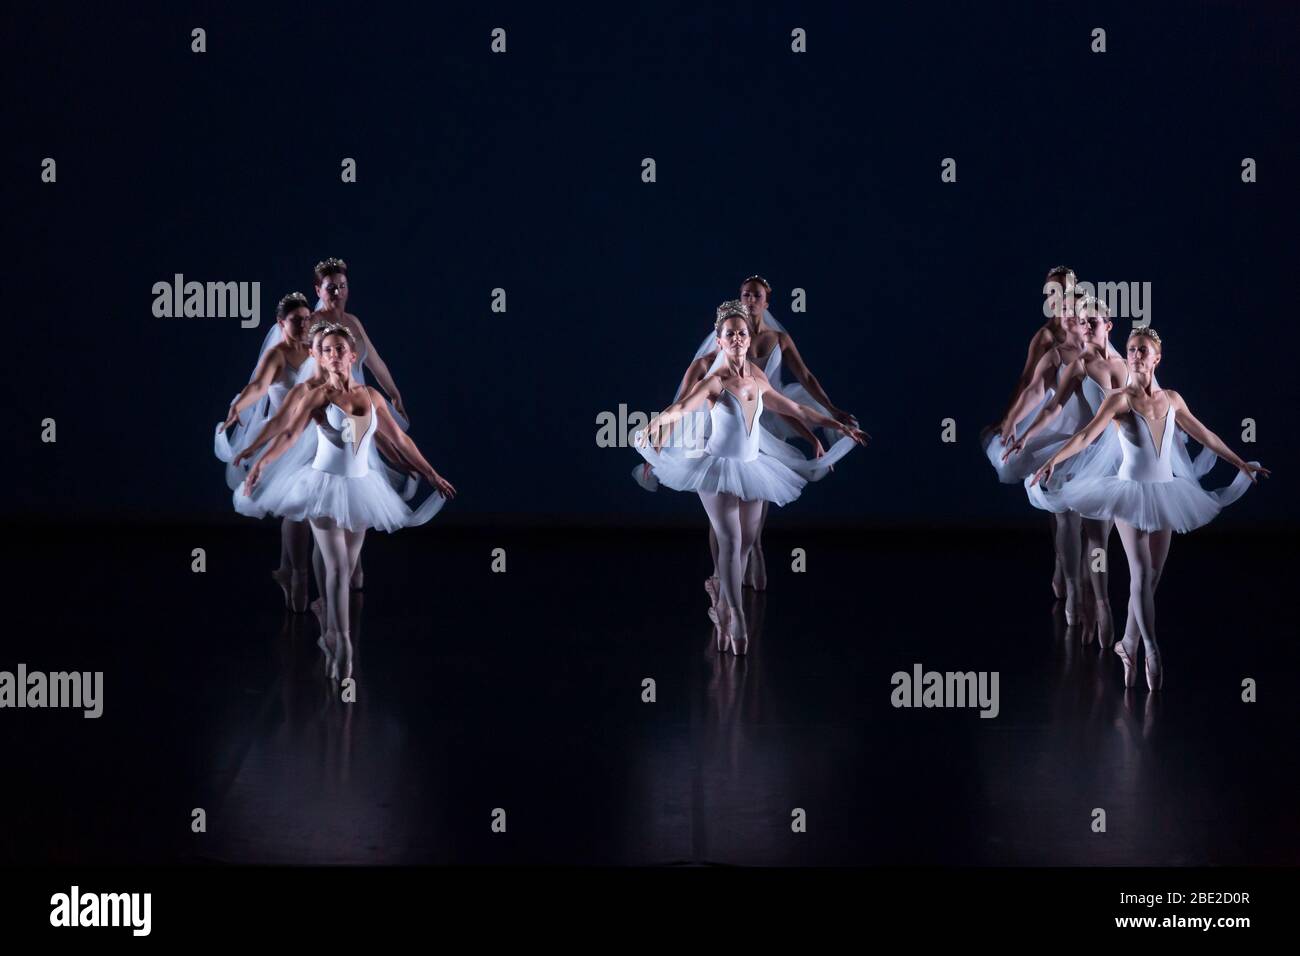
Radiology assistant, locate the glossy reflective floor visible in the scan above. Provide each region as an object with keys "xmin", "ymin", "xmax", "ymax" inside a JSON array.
[{"xmin": 3, "ymin": 521, "xmax": 1297, "ymax": 865}]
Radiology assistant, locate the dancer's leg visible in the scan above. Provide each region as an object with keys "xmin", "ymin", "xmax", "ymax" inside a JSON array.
[
  {"xmin": 309, "ymin": 517, "xmax": 353, "ymax": 679},
  {"xmin": 1053, "ymin": 511, "xmax": 1083, "ymax": 622},
  {"xmin": 705, "ymin": 523, "xmax": 721, "ymax": 607},
  {"xmin": 744, "ymin": 500, "xmax": 769, "ymax": 591},
  {"xmin": 1050, "ymin": 516, "xmax": 1065, "ymax": 599},
  {"xmin": 1115, "ymin": 520, "xmax": 1160, "ymax": 688},
  {"xmin": 1082, "ymin": 517, "xmax": 1114, "ymax": 644},
  {"xmin": 699, "ymin": 491, "xmax": 745, "ymax": 652}
]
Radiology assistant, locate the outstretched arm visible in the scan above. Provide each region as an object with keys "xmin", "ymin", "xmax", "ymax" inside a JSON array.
[
  {"xmin": 1004, "ymin": 360, "xmax": 1083, "ymax": 459},
  {"xmin": 350, "ymin": 314, "xmax": 407, "ymax": 422},
  {"xmin": 369, "ymin": 387, "xmax": 455, "ymax": 497},
  {"xmin": 999, "ymin": 347, "xmax": 1057, "ymax": 442},
  {"xmin": 1031, "ymin": 392, "xmax": 1125, "ymax": 485},
  {"xmin": 1167, "ymin": 391, "xmax": 1269, "ymax": 481},
  {"xmin": 779, "ymin": 332, "xmax": 853, "ymax": 424},
  {"xmin": 222, "ymin": 350, "xmax": 286, "ymax": 428},
  {"xmin": 235, "ymin": 382, "xmax": 313, "ymax": 464},
  {"xmin": 1003, "ymin": 327, "xmax": 1055, "ymax": 419},
  {"xmin": 640, "ymin": 376, "xmax": 721, "ymax": 450},
  {"xmin": 243, "ymin": 394, "xmax": 319, "ymax": 490},
  {"xmin": 760, "ymin": 379, "xmax": 868, "ymax": 446}
]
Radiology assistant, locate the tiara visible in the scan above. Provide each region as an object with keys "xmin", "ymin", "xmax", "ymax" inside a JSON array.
[
  {"xmin": 314, "ymin": 256, "xmax": 348, "ymax": 274},
  {"xmin": 715, "ymin": 299, "xmax": 750, "ymax": 326},
  {"xmin": 742, "ymin": 274, "xmax": 772, "ymax": 293},
  {"xmin": 309, "ymin": 319, "xmax": 354, "ymax": 339},
  {"xmin": 1128, "ymin": 326, "xmax": 1161, "ymax": 344}
]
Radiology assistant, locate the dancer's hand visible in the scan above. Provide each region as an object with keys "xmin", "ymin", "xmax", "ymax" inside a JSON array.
[
  {"xmin": 831, "ymin": 407, "xmax": 857, "ymax": 428},
  {"xmin": 1242, "ymin": 463, "xmax": 1271, "ymax": 484},
  {"xmin": 393, "ymin": 394, "xmax": 409, "ymax": 424},
  {"xmin": 998, "ymin": 419, "xmax": 1016, "ymax": 446},
  {"xmin": 221, "ymin": 406, "xmax": 240, "ymax": 431},
  {"xmin": 244, "ymin": 461, "xmax": 265, "ymax": 493},
  {"xmin": 1001, "ymin": 437, "xmax": 1025, "ymax": 462},
  {"xmin": 812, "ymin": 439, "xmax": 827, "ymax": 459},
  {"xmin": 840, "ymin": 423, "xmax": 870, "ymax": 446},
  {"xmin": 233, "ymin": 445, "xmax": 254, "ymax": 466},
  {"xmin": 1030, "ymin": 461, "xmax": 1053, "ymax": 487},
  {"xmin": 430, "ymin": 472, "xmax": 457, "ymax": 499}
]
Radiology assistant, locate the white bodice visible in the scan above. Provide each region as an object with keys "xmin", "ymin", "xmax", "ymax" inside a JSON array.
[
  {"xmin": 311, "ymin": 402, "xmax": 377, "ymax": 477},
  {"xmin": 704, "ymin": 388, "xmax": 762, "ymax": 462},
  {"xmin": 1116, "ymin": 404, "xmax": 1175, "ymax": 483}
]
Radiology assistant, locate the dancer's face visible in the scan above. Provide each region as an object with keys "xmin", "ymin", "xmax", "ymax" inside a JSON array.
[
  {"xmin": 739, "ymin": 281, "xmax": 768, "ymax": 319},
  {"xmin": 319, "ymin": 333, "xmax": 354, "ymax": 376},
  {"xmin": 279, "ymin": 306, "xmax": 313, "ymax": 345},
  {"xmin": 1126, "ymin": 335, "xmax": 1160, "ymax": 374},
  {"xmin": 716, "ymin": 316, "xmax": 751, "ymax": 361},
  {"xmin": 1081, "ymin": 311, "xmax": 1112, "ymax": 348},
  {"xmin": 316, "ymin": 272, "xmax": 349, "ymax": 311},
  {"xmin": 1043, "ymin": 274, "xmax": 1076, "ymax": 318}
]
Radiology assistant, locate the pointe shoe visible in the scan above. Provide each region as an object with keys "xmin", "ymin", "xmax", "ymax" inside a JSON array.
[
  {"xmin": 749, "ymin": 549, "xmax": 767, "ymax": 592},
  {"xmin": 1145, "ymin": 647, "xmax": 1163, "ymax": 692},
  {"xmin": 289, "ymin": 570, "xmax": 309, "ymax": 614},
  {"xmin": 1051, "ymin": 561, "xmax": 1066, "ymax": 600},
  {"xmin": 1114, "ymin": 639, "xmax": 1138, "ymax": 689},
  {"xmin": 317, "ymin": 633, "xmax": 337, "ymax": 679},
  {"xmin": 271, "ymin": 568, "xmax": 293, "ymax": 608},
  {"xmin": 704, "ymin": 576, "xmax": 720, "ymax": 607},
  {"xmin": 1063, "ymin": 586, "xmax": 1082, "ymax": 627},
  {"xmin": 719, "ymin": 606, "xmax": 748, "ymax": 657},
  {"xmin": 1095, "ymin": 603, "xmax": 1114, "ymax": 648},
  {"xmin": 712, "ymin": 606, "xmax": 728, "ymax": 652}
]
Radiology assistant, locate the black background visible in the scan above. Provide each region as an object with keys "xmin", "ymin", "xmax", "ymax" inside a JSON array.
[{"xmin": 5, "ymin": 0, "xmax": 1296, "ymax": 529}]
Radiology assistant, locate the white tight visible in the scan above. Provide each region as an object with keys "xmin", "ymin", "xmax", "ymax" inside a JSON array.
[
  {"xmin": 308, "ymin": 517, "xmax": 367, "ymax": 644},
  {"xmin": 698, "ymin": 491, "xmax": 764, "ymax": 638},
  {"xmin": 1114, "ymin": 520, "xmax": 1172, "ymax": 656},
  {"xmin": 278, "ymin": 517, "xmax": 312, "ymax": 574}
]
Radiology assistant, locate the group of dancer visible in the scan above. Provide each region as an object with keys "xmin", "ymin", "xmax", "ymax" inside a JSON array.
[
  {"xmin": 983, "ymin": 265, "xmax": 1268, "ymax": 691},
  {"xmin": 634, "ymin": 276, "xmax": 869, "ymax": 656},
  {"xmin": 215, "ymin": 258, "xmax": 456, "ymax": 681}
]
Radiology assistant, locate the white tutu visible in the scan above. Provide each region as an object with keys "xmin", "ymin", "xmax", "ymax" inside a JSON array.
[
  {"xmin": 1052, "ymin": 403, "xmax": 1256, "ymax": 533},
  {"xmin": 214, "ymin": 356, "xmax": 311, "ymax": 491},
  {"xmin": 634, "ymin": 387, "xmax": 856, "ymax": 506},
  {"xmin": 234, "ymin": 402, "xmax": 444, "ymax": 533},
  {"xmin": 632, "ymin": 309, "xmax": 849, "ymax": 491}
]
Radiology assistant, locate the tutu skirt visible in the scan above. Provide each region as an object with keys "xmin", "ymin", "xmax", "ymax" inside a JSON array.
[
  {"xmin": 634, "ymin": 431, "xmax": 857, "ymax": 506},
  {"xmin": 1055, "ymin": 465, "xmax": 1256, "ymax": 533}
]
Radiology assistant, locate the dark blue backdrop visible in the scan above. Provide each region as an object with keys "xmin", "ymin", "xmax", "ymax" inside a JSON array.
[{"xmin": 6, "ymin": 1, "xmax": 1296, "ymax": 527}]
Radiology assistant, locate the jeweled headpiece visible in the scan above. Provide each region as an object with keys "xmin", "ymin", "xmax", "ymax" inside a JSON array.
[
  {"xmin": 714, "ymin": 299, "xmax": 751, "ymax": 334},
  {"xmin": 276, "ymin": 291, "xmax": 310, "ymax": 318},
  {"xmin": 1128, "ymin": 326, "xmax": 1161, "ymax": 346},
  {"xmin": 314, "ymin": 257, "xmax": 349, "ymax": 280},
  {"xmin": 742, "ymin": 274, "xmax": 772, "ymax": 295}
]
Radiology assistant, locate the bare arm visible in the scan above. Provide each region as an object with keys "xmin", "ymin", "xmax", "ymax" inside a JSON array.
[
  {"xmin": 1167, "ymin": 391, "xmax": 1267, "ymax": 479},
  {"xmin": 223, "ymin": 350, "xmax": 286, "ymax": 427},
  {"xmin": 1003, "ymin": 327, "xmax": 1055, "ymax": 419},
  {"xmin": 1011, "ymin": 360, "xmax": 1084, "ymax": 453},
  {"xmin": 778, "ymin": 332, "xmax": 851, "ymax": 421},
  {"xmin": 235, "ymin": 382, "xmax": 314, "ymax": 464},
  {"xmin": 349, "ymin": 314, "xmax": 405, "ymax": 418},
  {"xmin": 1031, "ymin": 392, "xmax": 1126, "ymax": 485},
  {"xmin": 758, "ymin": 376, "xmax": 868, "ymax": 445},
  {"xmin": 1000, "ymin": 347, "xmax": 1058, "ymax": 438},
  {"xmin": 675, "ymin": 353, "xmax": 715, "ymax": 401},
  {"xmin": 369, "ymin": 387, "xmax": 455, "ymax": 496},
  {"xmin": 640, "ymin": 376, "xmax": 722, "ymax": 450},
  {"xmin": 243, "ymin": 393, "xmax": 320, "ymax": 489}
]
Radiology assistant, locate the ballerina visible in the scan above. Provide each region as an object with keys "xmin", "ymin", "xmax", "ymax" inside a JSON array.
[
  {"xmin": 635, "ymin": 275, "xmax": 859, "ymax": 597},
  {"xmin": 635, "ymin": 301, "xmax": 869, "ymax": 656},
  {"xmin": 236, "ymin": 323, "xmax": 457, "ymax": 680},
  {"xmin": 984, "ymin": 296, "xmax": 1093, "ymax": 618},
  {"xmin": 1031, "ymin": 327, "xmax": 1268, "ymax": 690},
  {"xmin": 214, "ymin": 291, "xmax": 317, "ymax": 610},
  {"xmin": 1003, "ymin": 297, "xmax": 1127, "ymax": 642}
]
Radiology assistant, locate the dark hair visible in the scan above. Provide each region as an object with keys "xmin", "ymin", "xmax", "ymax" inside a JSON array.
[
  {"xmin": 741, "ymin": 274, "xmax": 773, "ymax": 300},
  {"xmin": 276, "ymin": 291, "xmax": 311, "ymax": 320},
  {"xmin": 314, "ymin": 257, "xmax": 348, "ymax": 283}
]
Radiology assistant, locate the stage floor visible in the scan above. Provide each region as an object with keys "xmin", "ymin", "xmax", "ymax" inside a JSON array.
[{"xmin": 3, "ymin": 521, "xmax": 1296, "ymax": 866}]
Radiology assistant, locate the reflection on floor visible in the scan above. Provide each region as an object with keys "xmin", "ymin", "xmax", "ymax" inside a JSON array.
[{"xmin": 3, "ymin": 522, "xmax": 1297, "ymax": 865}]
